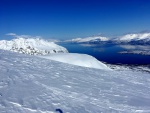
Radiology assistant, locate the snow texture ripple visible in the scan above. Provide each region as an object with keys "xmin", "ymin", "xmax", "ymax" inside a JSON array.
[{"xmin": 0, "ymin": 50, "xmax": 150, "ymax": 113}]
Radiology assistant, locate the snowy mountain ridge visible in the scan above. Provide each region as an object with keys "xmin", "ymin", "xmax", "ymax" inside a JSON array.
[
  {"xmin": 65, "ymin": 33, "xmax": 150, "ymax": 44},
  {"xmin": 66, "ymin": 36, "xmax": 109, "ymax": 43},
  {"xmin": 0, "ymin": 38, "xmax": 68, "ymax": 55},
  {"xmin": 114, "ymin": 33, "xmax": 150, "ymax": 43}
]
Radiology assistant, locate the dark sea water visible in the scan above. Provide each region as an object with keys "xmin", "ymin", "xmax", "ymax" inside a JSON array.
[{"xmin": 59, "ymin": 43, "xmax": 150, "ymax": 65}]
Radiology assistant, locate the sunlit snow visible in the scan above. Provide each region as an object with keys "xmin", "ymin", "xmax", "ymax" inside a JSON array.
[
  {"xmin": 0, "ymin": 37, "xmax": 68, "ymax": 55},
  {"xmin": 38, "ymin": 53, "xmax": 110, "ymax": 70},
  {"xmin": 0, "ymin": 50, "xmax": 150, "ymax": 113}
]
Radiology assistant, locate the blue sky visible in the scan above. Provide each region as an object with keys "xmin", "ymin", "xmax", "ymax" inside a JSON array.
[{"xmin": 0, "ymin": 0, "xmax": 150, "ymax": 39}]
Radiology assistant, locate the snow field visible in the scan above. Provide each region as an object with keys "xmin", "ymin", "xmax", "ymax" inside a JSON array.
[{"xmin": 0, "ymin": 50, "xmax": 150, "ymax": 113}]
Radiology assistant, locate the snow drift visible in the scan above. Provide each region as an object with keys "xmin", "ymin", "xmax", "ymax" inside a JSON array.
[{"xmin": 38, "ymin": 53, "xmax": 110, "ymax": 70}]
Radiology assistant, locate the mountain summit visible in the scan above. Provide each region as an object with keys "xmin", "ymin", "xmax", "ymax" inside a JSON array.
[{"xmin": 0, "ymin": 38, "xmax": 68, "ymax": 55}]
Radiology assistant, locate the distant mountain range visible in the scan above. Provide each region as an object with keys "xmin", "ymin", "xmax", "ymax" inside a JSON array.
[
  {"xmin": 0, "ymin": 38, "xmax": 68, "ymax": 55},
  {"xmin": 65, "ymin": 33, "xmax": 150, "ymax": 45},
  {"xmin": 113, "ymin": 33, "xmax": 150, "ymax": 45},
  {"xmin": 65, "ymin": 36, "xmax": 109, "ymax": 43}
]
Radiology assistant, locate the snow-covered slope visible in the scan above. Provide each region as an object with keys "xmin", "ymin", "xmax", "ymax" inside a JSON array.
[
  {"xmin": 0, "ymin": 50, "xmax": 150, "ymax": 113},
  {"xmin": 66, "ymin": 36, "xmax": 109, "ymax": 43},
  {"xmin": 0, "ymin": 34, "xmax": 110, "ymax": 70},
  {"xmin": 38, "ymin": 53, "xmax": 110, "ymax": 70},
  {"xmin": 0, "ymin": 38, "xmax": 68, "ymax": 55}
]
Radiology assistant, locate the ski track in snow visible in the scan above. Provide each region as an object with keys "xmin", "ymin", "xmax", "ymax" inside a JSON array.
[{"xmin": 0, "ymin": 50, "xmax": 150, "ymax": 113}]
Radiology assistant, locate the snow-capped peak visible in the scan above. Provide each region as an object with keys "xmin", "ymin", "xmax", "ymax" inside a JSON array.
[
  {"xmin": 117, "ymin": 33, "xmax": 150, "ymax": 42},
  {"xmin": 0, "ymin": 37, "xmax": 68, "ymax": 55}
]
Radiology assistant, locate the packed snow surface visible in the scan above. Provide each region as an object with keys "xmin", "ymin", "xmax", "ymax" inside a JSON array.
[
  {"xmin": 0, "ymin": 50, "xmax": 150, "ymax": 113},
  {"xmin": 0, "ymin": 38, "xmax": 68, "ymax": 55},
  {"xmin": 38, "ymin": 53, "xmax": 110, "ymax": 70}
]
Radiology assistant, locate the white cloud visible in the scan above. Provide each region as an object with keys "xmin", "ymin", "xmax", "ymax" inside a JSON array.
[
  {"xmin": 6, "ymin": 33, "xmax": 16, "ymax": 36},
  {"xmin": 5, "ymin": 33, "xmax": 59, "ymax": 42},
  {"xmin": 6, "ymin": 33, "xmax": 42, "ymax": 39}
]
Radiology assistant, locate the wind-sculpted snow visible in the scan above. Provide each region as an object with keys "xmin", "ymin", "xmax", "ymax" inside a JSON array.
[
  {"xmin": 0, "ymin": 38, "xmax": 68, "ymax": 55},
  {"xmin": 38, "ymin": 53, "xmax": 110, "ymax": 70},
  {"xmin": 0, "ymin": 50, "xmax": 150, "ymax": 113}
]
